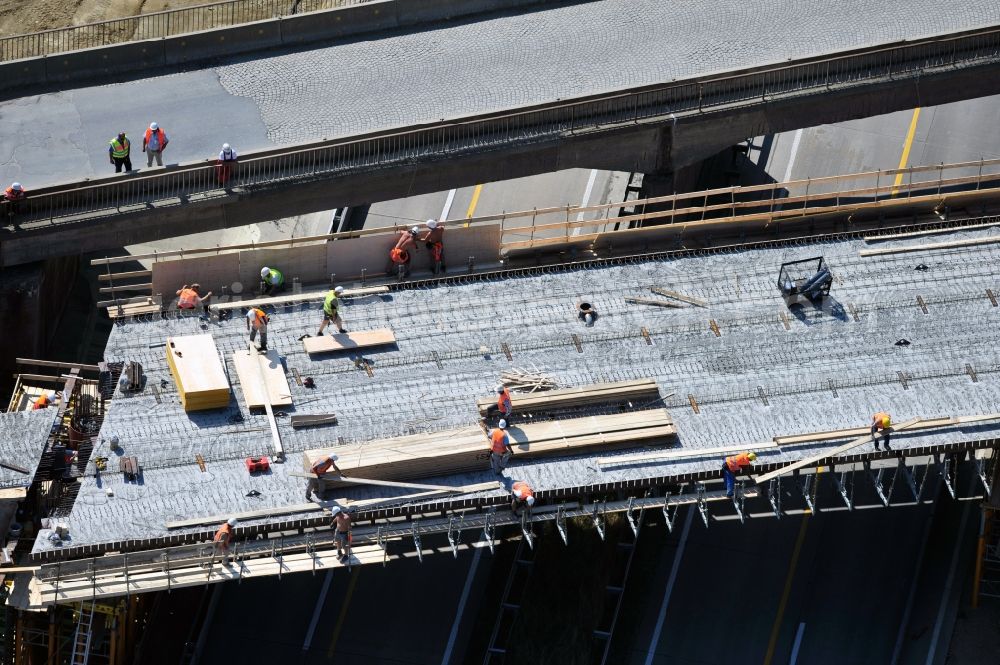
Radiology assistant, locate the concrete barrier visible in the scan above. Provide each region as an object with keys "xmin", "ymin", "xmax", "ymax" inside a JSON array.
[
  {"xmin": 279, "ymin": 2, "xmax": 399, "ymax": 45},
  {"xmin": 238, "ymin": 244, "xmax": 329, "ymax": 289},
  {"xmin": 151, "ymin": 253, "xmax": 241, "ymax": 300},
  {"xmin": 43, "ymin": 39, "xmax": 166, "ymax": 83},
  {"xmin": 393, "ymin": 0, "xmax": 545, "ymax": 28},
  {"xmin": 0, "ymin": 56, "xmax": 48, "ymax": 92},
  {"xmin": 164, "ymin": 20, "xmax": 282, "ymax": 66}
]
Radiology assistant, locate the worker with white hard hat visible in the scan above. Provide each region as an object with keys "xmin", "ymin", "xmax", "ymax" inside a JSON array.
[
  {"xmin": 307, "ymin": 453, "xmax": 343, "ymax": 501},
  {"xmin": 3, "ymin": 182, "xmax": 27, "ymax": 217},
  {"xmin": 487, "ymin": 384, "xmax": 514, "ymax": 425},
  {"xmin": 213, "ymin": 517, "xmax": 238, "ymax": 564},
  {"xmin": 32, "ymin": 391, "xmax": 57, "ymax": 410},
  {"xmin": 216, "ymin": 143, "xmax": 239, "ymax": 186},
  {"xmin": 511, "ymin": 481, "xmax": 535, "ymax": 517},
  {"xmin": 259, "ymin": 265, "xmax": 285, "ymax": 296},
  {"xmin": 331, "ymin": 506, "xmax": 353, "ymax": 562},
  {"xmin": 142, "ymin": 122, "xmax": 169, "ymax": 167},
  {"xmin": 420, "ymin": 218, "xmax": 446, "ymax": 274},
  {"xmin": 318, "ymin": 286, "xmax": 347, "ymax": 336},
  {"xmin": 488, "ymin": 419, "xmax": 515, "ymax": 475}
]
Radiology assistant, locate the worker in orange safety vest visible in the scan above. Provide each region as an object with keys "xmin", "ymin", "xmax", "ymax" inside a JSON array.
[
  {"xmin": 32, "ymin": 391, "xmax": 56, "ymax": 410},
  {"xmin": 246, "ymin": 307, "xmax": 270, "ymax": 352},
  {"xmin": 306, "ymin": 453, "xmax": 343, "ymax": 501},
  {"xmin": 213, "ymin": 517, "xmax": 237, "ymax": 564},
  {"xmin": 871, "ymin": 412, "xmax": 892, "ymax": 450},
  {"xmin": 176, "ymin": 283, "xmax": 212, "ymax": 314},
  {"xmin": 142, "ymin": 122, "xmax": 169, "ymax": 167},
  {"xmin": 487, "ymin": 384, "xmax": 514, "ymax": 426},
  {"xmin": 511, "ymin": 480, "xmax": 535, "ymax": 517},
  {"xmin": 721, "ymin": 451, "xmax": 756, "ymax": 498},
  {"xmin": 488, "ymin": 420, "xmax": 515, "ymax": 475},
  {"xmin": 3, "ymin": 182, "xmax": 26, "ymax": 217}
]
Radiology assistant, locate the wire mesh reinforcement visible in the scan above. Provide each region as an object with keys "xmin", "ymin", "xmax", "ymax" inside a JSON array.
[
  {"xmin": 0, "ymin": 0, "xmax": 370, "ymax": 62},
  {"xmin": 6, "ymin": 27, "xmax": 1000, "ymax": 231}
]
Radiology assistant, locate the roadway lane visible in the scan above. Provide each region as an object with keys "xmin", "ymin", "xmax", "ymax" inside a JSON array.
[{"xmin": 2, "ymin": 0, "xmax": 998, "ymax": 188}]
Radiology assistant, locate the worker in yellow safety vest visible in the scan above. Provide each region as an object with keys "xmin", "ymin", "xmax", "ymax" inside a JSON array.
[
  {"xmin": 871, "ymin": 412, "xmax": 892, "ymax": 450},
  {"xmin": 108, "ymin": 131, "xmax": 132, "ymax": 173},
  {"xmin": 260, "ymin": 266, "xmax": 284, "ymax": 296},
  {"xmin": 317, "ymin": 286, "xmax": 347, "ymax": 336}
]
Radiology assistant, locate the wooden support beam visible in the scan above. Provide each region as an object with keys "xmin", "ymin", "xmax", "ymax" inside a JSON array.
[
  {"xmin": 290, "ymin": 414, "xmax": 338, "ymax": 428},
  {"xmin": 98, "ymin": 283, "xmax": 153, "ymax": 294},
  {"xmin": 15, "ymin": 359, "xmax": 100, "ymax": 373},
  {"xmin": 624, "ymin": 296, "xmax": 684, "ymax": 308},
  {"xmin": 287, "ymin": 473, "xmax": 488, "ymax": 493},
  {"xmin": 859, "ymin": 235, "xmax": 1000, "ymax": 257},
  {"xmin": 98, "ymin": 270, "xmax": 152, "ymax": 282},
  {"xmin": 650, "ymin": 287, "xmax": 708, "ymax": 307},
  {"xmin": 209, "ymin": 286, "xmax": 389, "ymax": 312},
  {"xmin": 475, "ymin": 379, "xmax": 659, "ymax": 416},
  {"xmin": 753, "ymin": 418, "xmax": 922, "ymax": 484},
  {"xmin": 597, "ymin": 442, "xmax": 777, "ymax": 466}
]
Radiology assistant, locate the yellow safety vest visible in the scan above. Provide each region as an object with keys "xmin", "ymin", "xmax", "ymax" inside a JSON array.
[{"xmin": 109, "ymin": 137, "xmax": 130, "ymax": 159}]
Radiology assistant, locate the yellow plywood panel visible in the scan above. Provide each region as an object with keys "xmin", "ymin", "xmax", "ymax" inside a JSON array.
[
  {"xmin": 302, "ymin": 328, "xmax": 396, "ymax": 354},
  {"xmin": 166, "ymin": 334, "xmax": 230, "ymax": 411},
  {"xmin": 231, "ymin": 350, "xmax": 292, "ymax": 409}
]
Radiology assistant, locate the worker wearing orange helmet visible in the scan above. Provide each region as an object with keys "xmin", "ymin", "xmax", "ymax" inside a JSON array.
[
  {"xmin": 871, "ymin": 412, "xmax": 892, "ymax": 450},
  {"xmin": 721, "ymin": 451, "xmax": 757, "ymax": 498}
]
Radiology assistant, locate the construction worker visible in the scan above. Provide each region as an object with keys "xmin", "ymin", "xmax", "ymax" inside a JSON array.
[
  {"xmin": 108, "ymin": 131, "xmax": 132, "ymax": 173},
  {"xmin": 871, "ymin": 412, "xmax": 892, "ymax": 450},
  {"xmin": 331, "ymin": 506, "xmax": 352, "ymax": 562},
  {"xmin": 387, "ymin": 227, "xmax": 418, "ymax": 277},
  {"xmin": 487, "ymin": 384, "xmax": 514, "ymax": 424},
  {"xmin": 317, "ymin": 286, "xmax": 347, "ymax": 335},
  {"xmin": 176, "ymin": 283, "xmax": 212, "ymax": 314},
  {"xmin": 32, "ymin": 391, "xmax": 56, "ymax": 410},
  {"xmin": 246, "ymin": 307, "xmax": 270, "ymax": 352},
  {"xmin": 420, "ymin": 219, "xmax": 445, "ymax": 274},
  {"xmin": 142, "ymin": 122, "xmax": 169, "ymax": 167},
  {"xmin": 216, "ymin": 143, "xmax": 238, "ymax": 185},
  {"xmin": 213, "ymin": 517, "xmax": 237, "ymax": 565},
  {"xmin": 721, "ymin": 451, "xmax": 757, "ymax": 498},
  {"xmin": 488, "ymin": 420, "xmax": 515, "ymax": 475},
  {"xmin": 3, "ymin": 182, "xmax": 26, "ymax": 217},
  {"xmin": 307, "ymin": 453, "xmax": 343, "ymax": 501},
  {"xmin": 511, "ymin": 480, "xmax": 535, "ymax": 517},
  {"xmin": 260, "ymin": 266, "xmax": 284, "ymax": 296}
]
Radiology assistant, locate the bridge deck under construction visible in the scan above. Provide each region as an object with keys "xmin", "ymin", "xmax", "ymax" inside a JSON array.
[{"xmin": 22, "ymin": 220, "xmax": 1000, "ymax": 567}]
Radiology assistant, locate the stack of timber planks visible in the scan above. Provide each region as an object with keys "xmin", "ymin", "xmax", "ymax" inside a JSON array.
[
  {"xmin": 475, "ymin": 378, "xmax": 659, "ymax": 417},
  {"xmin": 304, "ymin": 408, "xmax": 675, "ymax": 483},
  {"xmin": 165, "ymin": 334, "xmax": 230, "ymax": 411},
  {"xmin": 303, "ymin": 328, "xmax": 396, "ymax": 354}
]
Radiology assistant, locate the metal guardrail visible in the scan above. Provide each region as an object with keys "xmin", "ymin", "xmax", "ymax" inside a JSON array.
[
  {"xmin": 0, "ymin": 0, "xmax": 368, "ymax": 63},
  {"xmin": 4, "ymin": 26, "xmax": 1000, "ymax": 232}
]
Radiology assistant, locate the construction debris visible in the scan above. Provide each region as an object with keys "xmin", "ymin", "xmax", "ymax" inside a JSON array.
[
  {"xmin": 290, "ymin": 414, "xmax": 338, "ymax": 428},
  {"xmin": 500, "ymin": 367, "xmax": 560, "ymax": 393}
]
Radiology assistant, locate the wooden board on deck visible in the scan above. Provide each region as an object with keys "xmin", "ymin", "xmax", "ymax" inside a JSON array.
[
  {"xmin": 303, "ymin": 328, "xmax": 396, "ymax": 354},
  {"xmin": 165, "ymin": 334, "xmax": 230, "ymax": 411},
  {"xmin": 231, "ymin": 350, "xmax": 292, "ymax": 409},
  {"xmin": 476, "ymin": 379, "xmax": 659, "ymax": 416}
]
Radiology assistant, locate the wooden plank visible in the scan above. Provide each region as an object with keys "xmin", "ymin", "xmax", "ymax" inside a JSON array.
[
  {"xmin": 231, "ymin": 350, "xmax": 292, "ymax": 409},
  {"xmin": 210, "ymin": 286, "xmax": 389, "ymax": 312},
  {"xmin": 166, "ymin": 502, "xmax": 323, "ymax": 529},
  {"xmin": 14, "ymin": 359, "xmax": 100, "ymax": 373},
  {"xmin": 625, "ymin": 296, "xmax": 685, "ymax": 308},
  {"xmin": 165, "ymin": 335, "xmax": 230, "ymax": 412},
  {"xmin": 98, "ymin": 270, "xmax": 152, "ymax": 282},
  {"xmin": 0, "ymin": 461, "xmax": 30, "ymax": 475},
  {"xmin": 337, "ymin": 481, "xmax": 500, "ymax": 510},
  {"xmin": 753, "ymin": 418, "xmax": 922, "ymax": 484},
  {"xmin": 96, "ymin": 294, "xmax": 161, "ymax": 308},
  {"xmin": 597, "ymin": 442, "xmax": 778, "ymax": 466},
  {"xmin": 475, "ymin": 379, "xmax": 659, "ymax": 415},
  {"xmin": 287, "ymin": 473, "xmax": 481, "ymax": 493},
  {"xmin": 650, "ymin": 287, "xmax": 708, "ymax": 307},
  {"xmin": 290, "ymin": 414, "xmax": 338, "ymax": 428},
  {"xmin": 106, "ymin": 302, "xmax": 162, "ymax": 319},
  {"xmin": 774, "ymin": 416, "xmax": 956, "ymax": 445},
  {"xmin": 303, "ymin": 328, "xmax": 396, "ymax": 354},
  {"xmin": 859, "ymin": 235, "xmax": 1000, "ymax": 257},
  {"xmin": 98, "ymin": 283, "xmax": 153, "ymax": 294}
]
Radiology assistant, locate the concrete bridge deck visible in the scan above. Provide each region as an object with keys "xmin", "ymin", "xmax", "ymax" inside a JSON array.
[{"xmin": 2, "ymin": 0, "xmax": 998, "ymax": 189}]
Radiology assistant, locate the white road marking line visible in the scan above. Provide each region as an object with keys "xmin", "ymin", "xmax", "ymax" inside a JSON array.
[
  {"xmin": 572, "ymin": 169, "xmax": 600, "ymax": 235},
  {"xmin": 789, "ymin": 623, "xmax": 806, "ymax": 664},
  {"xmin": 440, "ymin": 189, "xmax": 457, "ymax": 222},
  {"xmin": 781, "ymin": 128, "xmax": 804, "ymax": 184},
  {"xmin": 302, "ymin": 569, "xmax": 334, "ymax": 650},
  {"xmin": 441, "ymin": 548, "xmax": 483, "ymax": 665},
  {"xmin": 644, "ymin": 505, "xmax": 695, "ymax": 665}
]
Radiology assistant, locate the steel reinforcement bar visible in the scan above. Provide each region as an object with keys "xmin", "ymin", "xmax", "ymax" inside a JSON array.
[{"xmin": 5, "ymin": 25, "xmax": 1000, "ymax": 233}]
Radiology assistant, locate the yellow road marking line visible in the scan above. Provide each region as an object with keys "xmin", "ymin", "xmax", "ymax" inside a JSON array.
[
  {"xmin": 891, "ymin": 108, "xmax": 922, "ymax": 195},
  {"xmin": 326, "ymin": 567, "xmax": 360, "ymax": 658},
  {"xmin": 464, "ymin": 184, "xmax": 484, "ymax": 226},
  {"xmin": 763, "ymin": 514, "xmax": 811, "ymax": 665}
]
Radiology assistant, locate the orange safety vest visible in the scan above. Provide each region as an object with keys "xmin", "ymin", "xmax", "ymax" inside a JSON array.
[
  {"xmin": 4, "ymin": 186, "xmax": 25, "ymax": 201},
  {"xmin": 490, "ymin": 429, "xmax": 509, "ymax": 454},
  {"xmin": 497, "ymin": 389, "xmax": 512, "ymax": 414},
  {"xmin": 249, "ymin": 308, "xmax": 268, "ymax": 328},
  {"xmin": 311, "ymin": 458, "xmax": 335, "ymax": 476},
  {"xmin": 32, "ymin": 394, "xmax": 50, "ymax": 410},
  {"xmin": 390, "ymin": 248, "xmax": 409, "ymax": 264},
  {"xmin": 873, "ymin": 412, "xmax": 891, "ymax": 430},
  {"xmin": 512, "ymin": 481, "xmax": 533, "ymax": 500},
  {"xmin": 213, "ymin": 523, "xmax": 232, "ymax": 547},
  {"xmin": 144, "ymin": 127, "xmax": 166, "ymax": 148},
  {"xmin": 725, "ymin": 453, "xmax": 753, "ymax": 473},
  {"xmin": 178, "ymin": 288, "xmax": 199, "ymax": 309}
]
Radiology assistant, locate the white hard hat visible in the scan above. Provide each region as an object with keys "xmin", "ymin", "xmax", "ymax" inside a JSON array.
[
  {"xmin": 222, "ymin": 143, "xmax": 231, "ymax": 151},
  {"xmin": 526, "ymin": 496, "xmax": 535, "ymax": 506},
  {"xmin": 409, "ymin": 226, "xmax": 420, "ymax": 236},
  {"xmin": 11, "ymin": 182, "xmax": 22, "ymax": 191},
  {"xmin": 334, "ymin": 286, "xmax": 344, "ymax": 295},
  {"xmin": 149, "ymin": 122, "xmax": 158, "ymax": 130},
  {"xmin": 260, "ymin": 267, "xmax": 270, "ymax": 279},
  {"xmin": 330, "ymin": 506, "xmax": 342, "ymax": 516},
  {"xmin": 46, "ymin": 391, "xmax": 57, "ymax": 400},
  {"xmin": 426, "ymin": 219, "xmax": 438, "ymax": 229},
  {"xmin": 227, "ymin": 518, "xmax": 238, "ymax": 527},
  {"xmin": 328, "ymin": 454, "xmax": 339, "ymax": 462},
  {"xmin": 496, "ymin": 385, "xmax": 505, "ymax": 394},
  {"xmin": 498, "ymin": 419, "xmax": 507, "ymax": 429}
]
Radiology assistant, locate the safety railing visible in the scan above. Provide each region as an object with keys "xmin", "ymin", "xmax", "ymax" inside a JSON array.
[
  {"xmin": 0, "ymin": 0, "xmax": 368, "ymax": 62},
  {"xmin": 4, "ymin": 26, "xmax": 1000, "ymax": 232}
]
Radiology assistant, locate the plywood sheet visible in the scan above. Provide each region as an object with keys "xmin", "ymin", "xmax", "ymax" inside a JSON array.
[
  {"xmin": 303, "ymin": 328, "xmax": 396, "ymax": 354},
  {"xmin": 166, "ymin": 335, "xmax": 230, "ymax": 411},
  {"xmin": 231, "ymin": 350, "xmax": 292, "ymax": 409}
]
